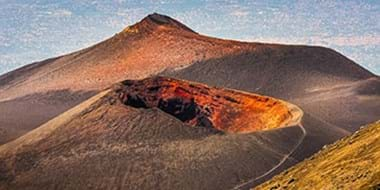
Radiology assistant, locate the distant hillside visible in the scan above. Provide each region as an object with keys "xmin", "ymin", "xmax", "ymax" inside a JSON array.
[
  {"xmin": 163, "ymin": 47, "xmax": 379, "ymax": 132},
  {"xmin": 163, "ymin": 33, "xmax": 380, "ymax": 187},
  {"xmin": 255, "ymin": 121, "xmax": 380, "ymax": 190}
]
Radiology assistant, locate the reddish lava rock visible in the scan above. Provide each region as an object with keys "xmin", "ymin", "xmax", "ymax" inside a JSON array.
[{"xmin": 116, "ymin": 77, "xmax": 298, "ymax": 133}]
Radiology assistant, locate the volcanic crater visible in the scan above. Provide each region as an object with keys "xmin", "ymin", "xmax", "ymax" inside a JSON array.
[{"xmin": 115, "ymin": 77, "xmax": 302, "ymax": 133}]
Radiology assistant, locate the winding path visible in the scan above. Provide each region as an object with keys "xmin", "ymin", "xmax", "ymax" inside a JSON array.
[{"xmin": 232, "ymin": 106, "xmax": 307, "ymax": 190}]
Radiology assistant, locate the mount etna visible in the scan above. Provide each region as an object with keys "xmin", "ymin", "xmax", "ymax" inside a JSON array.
[{"xmin": 0, "ymin": 13, "xmax": 379, "ymax": 189}]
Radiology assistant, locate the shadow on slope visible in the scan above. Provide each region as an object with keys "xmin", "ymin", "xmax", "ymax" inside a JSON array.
[
  {"xmin": 0, "ymin": 89, "xmax": 95, "ymax": 144},
  {"xmin": 162, "ymin": 47, "xmax": 380, "ymax": 187},
  {"xmin": 162, "ymin": 46, "xmax": 379, "ymax": 131},
  {"xmin": 163, "ymin": 45, "xmax": 374, "ymax": 100}
]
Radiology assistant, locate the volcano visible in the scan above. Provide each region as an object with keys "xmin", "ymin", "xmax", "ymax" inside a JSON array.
[
  {"xmin": 0, "ymin": 77, "xmax": 305, "ymax": 190},
  {"xmin": 0, "ymin": 13, "xmax": 379, "ymax": 189},
  {"xmin": 0, "ymin": 13, "xmax": 262, "ymax": 143}
]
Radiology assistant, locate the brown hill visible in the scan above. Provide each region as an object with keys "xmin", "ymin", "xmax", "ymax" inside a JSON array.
[
  {"xmin": 1, "ymin": 13, "xmax": 377, "ymax": 144},
  {"xmin": 0, "ymin": 13, "xmax": 379, "ymax": 189},
  {"xmin": 0, "ymin": 13, "xmax": 245, "ymax": 143},
  {"xmin": 163, "ymin": 49, "xmax": 379, "ymax": 131},
  {"xmin": 0, "ymin": 77, "xmax": 304, "ymax": 190},
  {"xmin": 0, "ymin": 13, "xmax": 261, "ymax": 143},
  {"xmin": 0, "ymin": 13, "xmax": 254, "ymax": 99},
  {"xmin": 163, "ymin": 44, "xmax": 380, "ymax": 188},
  {"xmin": 254, "ymin": 121, "xmax": 380, "ymax": 190}
]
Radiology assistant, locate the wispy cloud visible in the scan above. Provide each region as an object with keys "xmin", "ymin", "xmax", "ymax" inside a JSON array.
[
  {"xmin": 46, "ymin": 9, "xmax": 72, "ymax": 17},
  {"xmin": 230, "ymin": 9, "xmax": 250, "ymax": 17}
]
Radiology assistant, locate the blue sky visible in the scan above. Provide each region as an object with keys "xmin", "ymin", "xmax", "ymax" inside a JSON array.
[{"xmin": 0, "ymin": 0, "xmax": 379, "ymax": 75}]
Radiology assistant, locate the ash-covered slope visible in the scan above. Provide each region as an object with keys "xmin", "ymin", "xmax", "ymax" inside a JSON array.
[
  {"xmin": 0, "ymin": 13, "xmax": 378, "ymax": 189},
  {"xmin": 163, "ymin": 47, "xmax": 379, "ymax": 131},
  {"xmin": 163, "ymin": 43, "xmax": 380, "ymax": 188},
  {"xmin": 162, "ymin": 50, "xmax": 380, "ymax": 152},
  {"xmin": 0, "ymin": 13, "xmax": 257, "ymax": 143},
  {"xmin": 0, "ymin": 13, "xmax": 253, "ymax": 100},
  {"xmin": 255, "ymin": 121, "xmax": 380, "ymax": 190},
  {"xmin": 0, "ymin": 77, "xmax": 304, "ymax": 190},
  {"xmin": 163, "ymin": 46, "xmax": 375, "ymax": 100},
  {"xmin": 0, "ymin": 13, "xmax": 377, "ymax": 145}
]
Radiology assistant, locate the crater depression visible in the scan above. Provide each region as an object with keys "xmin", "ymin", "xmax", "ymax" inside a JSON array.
[{"xmin": 116, "ymin": 77, "xmax": 302, "ymax": 133}]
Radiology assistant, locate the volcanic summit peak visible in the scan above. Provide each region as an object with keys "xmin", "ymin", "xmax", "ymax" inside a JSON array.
[
  {"xmin": 146, "ymin": 13, "xmax": 177, "ymax": 24},
  {"xmin": 123, "ymin": 13, "xmax": 196, "ymax": 34}
]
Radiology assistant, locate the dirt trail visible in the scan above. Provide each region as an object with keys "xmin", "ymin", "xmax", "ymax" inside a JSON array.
[{"xmin": 232, "ymin": 107, "xmax": 306, "ymax": 190}]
